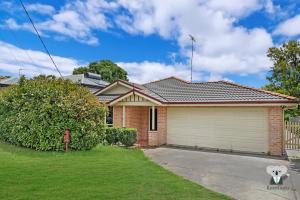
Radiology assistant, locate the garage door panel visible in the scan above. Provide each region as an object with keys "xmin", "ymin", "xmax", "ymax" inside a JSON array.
[{"xmin": 167, "ymin": 107, "xmax": 268, "ymax": 153}]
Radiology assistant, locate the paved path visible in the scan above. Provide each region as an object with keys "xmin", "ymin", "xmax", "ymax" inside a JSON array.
[{"xmin": 144, "ymin": 147, "xmax": 300, "ymax": 200}]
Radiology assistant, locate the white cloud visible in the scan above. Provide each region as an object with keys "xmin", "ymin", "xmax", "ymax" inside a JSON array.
[
  {"xmin": 205, "ymin": 0, "xmax": 262, "ymax": 18},
  {"xmin": 4, "ymin": 18, "xmax": 33, "ymax": 32},
  {"xmin": 7, "ymin": 0, "xmax": 119, "ymax": 45},
  {"xmin": 0, "ymin": 40, "xmax": 81, "ymax": 77},
  {"xmin": 3, "ymin": 0, "xmax": 278, "ymax": 81},
  {"xmin": 26, "ymin": 3, "xmax": 55, "ymax": 15},
  {"xmin": 117, "ymin": 61, "xmax": 202, "ymax": 83},
  {"xmin": 274, "ymin": 14, "xmax": 300, "ymax": 37},
  {"xmin": 115, "ymin": 0, "xmax": 273, "ymax": 79},
  {"xmin": 264, "ymin": 0, "xmax": 275, "ymax": 14}
]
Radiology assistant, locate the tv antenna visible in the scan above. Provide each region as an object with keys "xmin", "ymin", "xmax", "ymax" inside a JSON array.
[
  {"xmin": 189, "ymin": 34, "xmax": 196, "ymax": 82},
  {"xmin": 19, "ymin": 68, "xmax": 25, "ymax": 77}
]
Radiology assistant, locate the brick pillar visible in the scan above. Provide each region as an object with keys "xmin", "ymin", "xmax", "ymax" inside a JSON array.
[
  {"xmin": 126, "ymin": 106, "xmax": 148, "ymax": 146},
  {"xmin": 148, "ymin": 106, "xmax": 167, "ymax": 146},
  {"xmin": 268, "ymin": 107, "xmax": 283, "ymax": 156},
  {"xmin": 158, "ymin": 106, "xmax": 167, "ymax": 145},
  {"xmin": 113, "ymin": 106, "xmax": 122, "ymax": 127},
  {"xmin": 148, "ymin": 131, "xmax": 159, "ymax": 146}
]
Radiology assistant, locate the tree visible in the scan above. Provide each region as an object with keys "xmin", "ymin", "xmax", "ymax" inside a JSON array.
[
  {"xmin": 73, "ymin": 60, "xmax": 128, "ymax": 83},
  {"xmin": 0, "ymin": 76, "xmax": 106, "ymax": 151},
  {"xmin": 264, "ymin": 40, "xmax": 300, "ymax": 118}
]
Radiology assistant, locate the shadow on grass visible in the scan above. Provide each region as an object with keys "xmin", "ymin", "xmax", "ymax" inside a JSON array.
[{"xmin": 0, "ymin": 141, "xmax": 140, "ymax": 159}]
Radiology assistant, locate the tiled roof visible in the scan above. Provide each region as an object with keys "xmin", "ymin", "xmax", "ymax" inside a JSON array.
[
  {"xmin": 0, "ymin": 77, "xmax": 19, "ymax": 85},
  {"xmin": 142, "ymin": 77, "xmax": 297, "ymax": 103},
  {"xmin": 0, "ymin": 73, "xmax": 109, "ymax": 89},
  {"xmin": 98, "ymin": 77, "xmax": 298, "ymax": 104},
  {"xmin": 64, "ymin": 73, "xmax": 109, "ymax": 87}
]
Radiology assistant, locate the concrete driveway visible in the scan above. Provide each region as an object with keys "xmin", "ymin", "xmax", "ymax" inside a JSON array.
[{"xmin": 144, "ymin": 147, "xmax": 300, "ymax": 200}]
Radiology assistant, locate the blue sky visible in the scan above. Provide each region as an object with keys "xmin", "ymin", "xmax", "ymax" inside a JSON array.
[{"xmin": 0, "ymin": 0, "xmax": 300, "ymax": 87}]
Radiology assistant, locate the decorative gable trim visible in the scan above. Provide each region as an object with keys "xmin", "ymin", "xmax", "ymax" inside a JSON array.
[
  {"xmin": 95, "ymin": 80, "xmax": 139, "ymax": 95},
  {"xmin": 109, "ymin": 89, "xmax": 163, "ymax": 106}
]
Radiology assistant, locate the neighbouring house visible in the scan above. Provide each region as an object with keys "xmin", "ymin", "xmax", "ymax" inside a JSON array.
[
  {"xmin": 63, "ymin": 73, "xmax": 108, "ymax": 93},
  {"xmin": 0, "ymin": 73, "xmax": 108, "ymax": 93},
  {"xmin": 0, "ymin": 77, "xmax": 19, "ymax": 87},
  {"xmin": 96, "ymin": 77, "xmax": 299, "ymax": 156}
]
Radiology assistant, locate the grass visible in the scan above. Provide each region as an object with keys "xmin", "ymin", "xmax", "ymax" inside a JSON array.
[{"xmin": 0, "ymin": 142, "xmax": 232, "ymax": 200}]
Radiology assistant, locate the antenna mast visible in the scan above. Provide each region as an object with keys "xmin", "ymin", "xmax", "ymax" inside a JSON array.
[
  {"xmin": 189, "ymin": 34, "xmax": 196, "ymax": 82},
  {"xmin": 19, "ymin": 68, "xmax": 25, "ymax": 77}
]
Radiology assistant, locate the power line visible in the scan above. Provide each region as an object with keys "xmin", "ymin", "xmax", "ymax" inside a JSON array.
[{"xmin": 19, "ymin": 0, "xmax": 62, "ymax": 77}]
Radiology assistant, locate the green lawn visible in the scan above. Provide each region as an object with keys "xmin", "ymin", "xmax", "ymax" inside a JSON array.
[{"xmin": 0, "ymin": 142, "xmax": 232, "ymax": 200}]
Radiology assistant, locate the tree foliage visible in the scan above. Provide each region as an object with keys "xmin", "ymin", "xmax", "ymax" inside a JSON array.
[
  {"xmin": 0, "ymin": 76, "xmax": 106, "ymax": 151},
  {"xmin": 264, "ymin": 40, "xmax": 300, "ymax": 118},
  {"xmin": 73, "ymin": 60, "xmax": 128, "ymax": 83}
]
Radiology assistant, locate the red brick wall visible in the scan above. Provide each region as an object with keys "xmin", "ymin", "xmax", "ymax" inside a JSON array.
[
  {"xmin": 113, "ymin": 106, "xmax": 167, "ymax": 147},
  {"xmin": 126, "ymin": 106, "xmax": 148, "ymax": 146},
  {"xmin": 268, "ymin": 107, "xmax": 283, "ymax": 156},
  {"xmin": 113, "ymin": 106, "xmax": 149, "ymax": 146},
  {"xmin": 148, "ymin": 106, "xmax": 167, "ymax": 146},
  {"xmin": 115, "ymin": 105, "xmax": 284, "ymax": 155},
  {"xmin": 113, "ymin": 106, "xmax": 122, "ymax": 127}
]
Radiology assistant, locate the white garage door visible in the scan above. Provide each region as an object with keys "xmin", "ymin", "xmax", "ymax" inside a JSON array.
[{"xmin": 167, "ymin": 107, "xmax": 269, "ymax": 153}]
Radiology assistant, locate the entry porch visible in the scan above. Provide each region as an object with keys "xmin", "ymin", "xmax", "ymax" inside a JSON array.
[{"xmin": 110, "ymin": 92, "xmax": 167, "ymax": 147}]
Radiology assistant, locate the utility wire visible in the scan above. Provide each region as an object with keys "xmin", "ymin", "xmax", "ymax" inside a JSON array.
[{"xmin": 19, "ymin": 0, "xmax": 62, "ymax": 77}]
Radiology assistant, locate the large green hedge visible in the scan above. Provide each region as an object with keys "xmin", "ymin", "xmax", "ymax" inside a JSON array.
[{"xmin": 0, "ymin": 76, "xmax": 106, "ymax": 151}]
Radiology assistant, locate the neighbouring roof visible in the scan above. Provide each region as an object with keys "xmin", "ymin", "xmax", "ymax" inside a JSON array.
[
  {"xmin": 0, "ymin": 77, "xmax": 19, "ymax": 85},
  {"xmin": 97, "ymin": 77, "xmax": 299, "ymax": 104},
  {"xmin": 64, "ymin": 73, "xmax": 109, "ymax": 88},
  {"xmin": 0, "ymin": 73, "xmax": 109, "ymax": 93}
]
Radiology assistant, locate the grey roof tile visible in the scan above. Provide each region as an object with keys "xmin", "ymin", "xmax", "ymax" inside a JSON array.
[
  {"xmin": 141, "ymin": 77, "xmax": 297, "ymax": 103},
  {"xmin": 0, "ymin": 77, "xmax": 19, "ymax": 85},
  {"xmin": 64, "ymin": 74, "xmax": 109, "ymax": 87}
]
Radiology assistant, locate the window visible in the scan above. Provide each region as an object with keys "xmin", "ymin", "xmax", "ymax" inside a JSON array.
[
  {"xmin": 106, "ymin": 106, "xmax": 113, "ymax": 126},
  {"xmin": 149, "ymin": 107, "xmax": 157, "ymax": 131}
]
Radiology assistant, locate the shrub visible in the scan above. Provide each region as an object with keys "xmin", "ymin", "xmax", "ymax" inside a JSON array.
[
  {"xmin": 105, "ymin": 127, "xmax": 120, "ymax": 145},
  {"xmin": 105, "ymin": 127, "xmax": 137, "ymax": 146},
  {"xmin": 0, "ymin": 76, "xmax": 106, "ymax": 151},
  {"xmin": 119, "ymin": 128, "xmax": 137, "ymax": 147}
]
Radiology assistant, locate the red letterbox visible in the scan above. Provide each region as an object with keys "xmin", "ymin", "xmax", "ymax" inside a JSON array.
[{"xmin": 64, "ymin": 129, "xmax": 71, "ymax": 151}]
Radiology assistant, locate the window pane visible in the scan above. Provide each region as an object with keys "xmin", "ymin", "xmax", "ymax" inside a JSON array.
[
  {"xmin": 149, "ymin": 107, "xmax": 157, "ymax": 131},
  {"xmin": 154, "ymin": 108, "xmax": 157, "ymax": 130},
  {"xmin": 150, "ymin": 108, "xmax": 153, "ymax": 130},
  {"xmin": 107, "ymin": 106, "xmax": 113, "ymax": 125}
]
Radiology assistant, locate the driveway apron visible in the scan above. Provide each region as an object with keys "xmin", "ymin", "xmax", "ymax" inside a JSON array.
[{"xmin": 144, "ymin": 147, "xmax": 300, "ymax": 200}]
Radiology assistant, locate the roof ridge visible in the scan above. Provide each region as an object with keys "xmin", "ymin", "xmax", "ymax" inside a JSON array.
[
  {"xmin": 143, "ymin": 76, "xmax": 222, "ymax": 85},
  {"xmin": 143, "ymin": 76, "xmax": 188, "ymax": 85},
  {"xmin": 142, "ymin": 85, "xmax": 169, "ymax": 102},
  {"xmin": 189, "ymin": 80, "xmax": 220, "ymax": 84},
  {"xmin": 219, "ymin": 80, "xmax": 297, "ymax": 100},
  {"xmin": 118, "ymin": 79, "xmax": 142, "ymax": 89},
  {"xmin": 94, "ymin": 79, "xmax": 141, "ymax": 95},
  {"xmin": 109, "ymin": 88, "xmax": 164, "ymax": 104}
]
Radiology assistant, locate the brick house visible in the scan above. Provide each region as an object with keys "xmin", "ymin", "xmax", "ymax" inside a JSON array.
[{"xmin": 96, "ymin": 77, "xmax": 299, "ymax": 156}]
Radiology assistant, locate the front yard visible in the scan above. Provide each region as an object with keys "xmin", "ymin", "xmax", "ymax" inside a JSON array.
[{"xmin": 0, "ymin": 142, "xmax": 231, "ymax": 200}]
